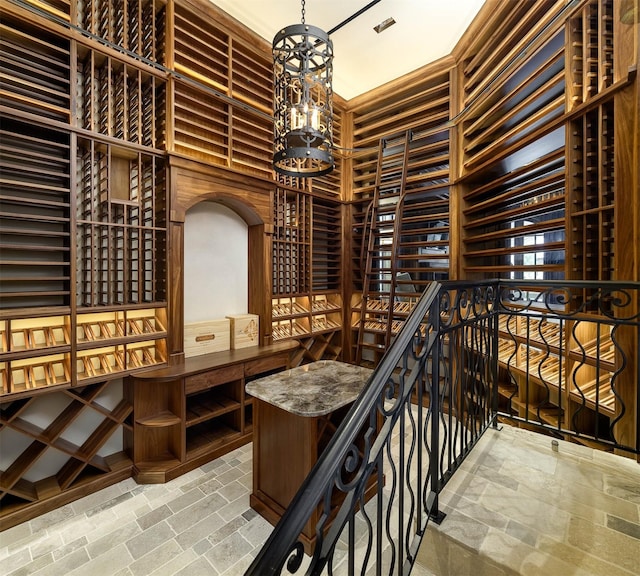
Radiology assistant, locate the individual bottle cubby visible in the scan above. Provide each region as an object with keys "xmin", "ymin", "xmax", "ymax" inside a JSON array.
[
  {"xmin": 75, "ymin": 308, "xmax": 167, "ymax": 380},
  {"xmin": 0, "ymin": 316, "xmax": 72, "ymax": 395},
  {"xmin": 272, "ymin": 319, "xmax": 310, "ymax": 342},
  {"xmin": 0, "ymin": 14, "xmax": 71, "ymax": 122},
  {"xmin": 77, "ymin": 50, "xmax": 165, "ymax": 147},
  {"xmin": 567, "ymin": 0, "xmax": 614, "ymax": 108},
  {"xmin": 79, "ymin": 0, "xmax": 166, "ymax": 63}
]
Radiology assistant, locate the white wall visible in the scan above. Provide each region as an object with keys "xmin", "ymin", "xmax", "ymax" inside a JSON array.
[{"xmin": 183, "ymin": 201, "xmax": 249, "ymax": 322}]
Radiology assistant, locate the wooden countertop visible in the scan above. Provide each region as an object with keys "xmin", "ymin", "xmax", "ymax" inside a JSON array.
[{"xmin": 130, "ymin": 340, "xmax": 299, "ymax": 381}]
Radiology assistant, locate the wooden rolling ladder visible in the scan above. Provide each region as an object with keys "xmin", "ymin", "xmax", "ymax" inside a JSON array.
[{"xmin": 355, "ymin": 131, "xmax": 412, "ymax": 364}]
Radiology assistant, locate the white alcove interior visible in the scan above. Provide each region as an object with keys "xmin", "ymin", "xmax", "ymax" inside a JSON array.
[{"xmin": 183, "ymin": 201, "xmax": 249, "ymax": 322}]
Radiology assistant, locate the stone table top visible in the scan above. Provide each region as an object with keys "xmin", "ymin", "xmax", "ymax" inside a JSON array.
[{"xmin": 245, "ymin": 360, "xmax": 373, "ymax": 417}]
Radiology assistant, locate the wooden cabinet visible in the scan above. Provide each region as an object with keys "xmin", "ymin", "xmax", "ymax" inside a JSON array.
[{"xmin": 127, "ymin": 342, "xmax": 297, "ymax": 483}]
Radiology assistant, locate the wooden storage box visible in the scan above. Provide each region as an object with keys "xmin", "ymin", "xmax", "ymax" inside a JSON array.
[
  {"xmin": 226, "ymin": 314, "xmax": 259, "ymax": 349},
  {"xmin": 184, "ymin": 319, "xmax": 231, "ymax": 358}
]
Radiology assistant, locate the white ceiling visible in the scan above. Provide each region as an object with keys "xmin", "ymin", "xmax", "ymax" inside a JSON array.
[{"xmin": 210, "ymin": 0, "xmax": 486, "ymax": 100}]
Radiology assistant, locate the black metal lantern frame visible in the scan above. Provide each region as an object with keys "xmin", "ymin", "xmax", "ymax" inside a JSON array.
[{"xmin": 273, "ymin": 17, "xmax": 334, "ymax": 177}]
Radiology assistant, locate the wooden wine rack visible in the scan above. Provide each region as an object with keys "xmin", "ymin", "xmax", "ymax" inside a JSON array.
[
  {"xmin": 78, "ymin": 50, "xmax": 165, "ymax": 147},
  {"xmin": 567, "ymin": 0, "xmax": 614, "ymax": 108},
  {"xmin": 0, "ymin": 380, "xmax": 133, "ymax": 522},
  {"xmin": 76, "ymin": 139, "xmax": 167, "ymax": 307},
  {"xmin": 272, "ymin": 189, "xmax": 311, "ymax": 296},
  {"xmin": 0, "ymin": 0, "xmax": 169, "ymax": 528},
  {"xmin": 568, "ymin": 98, "xmax": 615, "ymax": 285},
  {"xmin": 79, "ymin": 0, "xmax": 166, "ymax": 63},
  {"xmin": 0, "ymin": 14, "xmax": 71, "ymax": 122},
  {"xmin": 0, "ymin": 117, "xmax": 72, "ymax": 310},
  {"xmin": 312, "ymin": 199, "xmax": 342, "ymax": 293},
  {"xmin": 492, "ymin": 310, "xmax": 624, "ymax": 432},
  {"xmin": 171, "ymin": 2, "xmax": 274, "ymax": 178}
]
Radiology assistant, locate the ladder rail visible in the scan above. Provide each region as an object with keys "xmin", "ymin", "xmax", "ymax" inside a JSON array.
[
  {"xmin": 385, "ymin": 130, "xmax": 412, "ymax": 347},
  {"xmin": 356, "ymin": 137, "xmax": 386, "ymax": 364},
  {"xmin": 356, "ymin": 130, "xmax": 412, "ymax": 363}
]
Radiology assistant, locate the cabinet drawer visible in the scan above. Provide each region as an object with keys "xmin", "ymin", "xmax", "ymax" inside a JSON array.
[
  {"xmin": 185, "ymin": 365, "xmax": 243, "ymax": 395},
  {"xmin": 245, "ymin": 353, "xmax": 289, "ymax": 377}
]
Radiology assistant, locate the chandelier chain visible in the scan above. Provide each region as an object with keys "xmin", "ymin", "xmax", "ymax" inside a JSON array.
[{"xmin": 301, "ymin": 0, "xmax": 305, "ymax": 24}]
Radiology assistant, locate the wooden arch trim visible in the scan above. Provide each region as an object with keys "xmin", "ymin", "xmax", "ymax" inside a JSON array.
[
  {"xmin": 167, "ymin": 155, "xmax": 276, "ymax": 361},
  {"xmin": 169, "ymin": 155, "xmax": 274, "ymax": 227}
]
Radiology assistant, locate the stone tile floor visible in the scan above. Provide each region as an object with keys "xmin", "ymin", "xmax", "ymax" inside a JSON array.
[
  {"xmin": 1, "ymin": 425, "xmax": 638, "ymax": 576},
  {"xmin": 417, "ymin": 425, "xmax": 640, "ymax": 576}
]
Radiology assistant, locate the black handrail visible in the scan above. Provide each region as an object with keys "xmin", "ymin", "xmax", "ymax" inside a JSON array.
[{"xmin": 245, "ymin": 281, "xmax": 442, "ymax": 575}]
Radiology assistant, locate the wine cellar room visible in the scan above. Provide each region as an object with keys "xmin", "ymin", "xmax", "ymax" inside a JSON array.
[{"xmin": 1, "ymin": 0, "xmax": 639, "ymax": 542}]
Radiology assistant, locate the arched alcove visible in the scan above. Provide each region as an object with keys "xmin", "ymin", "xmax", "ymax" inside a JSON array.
[
  {"xmin": 167, "ymin": 157, "xmax": 275, "ymax": 361},
  {"xmin": 184, "ymin": 201, "xmax": 249, "ymax": 322}
]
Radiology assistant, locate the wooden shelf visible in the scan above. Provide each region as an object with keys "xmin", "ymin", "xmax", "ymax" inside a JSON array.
[
  {"xmin": 136, "ymin": 411, "xmax": 181, "ymax": 427},
  {"xmin": 0, "ymin": 380, "xmax": 133, "ymax": 528},
  {"xmin": 186, "ymin": 421, "xmax": 242, "ymax": 458},
  {"xmin": 127, "ymin": 343, "xmax": 295, "ymax": 483},
  {"xmin": 186, "ymin": 393, "xmax": 241, "ymax": 427}
]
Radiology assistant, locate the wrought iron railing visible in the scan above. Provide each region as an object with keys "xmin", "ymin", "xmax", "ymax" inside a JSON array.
[
  {"xmin": 494, "ymin": 280, "xmax": 640, "ymax": 454},
  {"xmin": 246, "ymin": 280, "xmax": 639, "ymax": 575}
]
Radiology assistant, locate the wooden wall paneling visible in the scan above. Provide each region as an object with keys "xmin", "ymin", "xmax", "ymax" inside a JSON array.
[
  {"xmin": 168, "ymin": 156, "xmax": 272, "ymax": 223},
  {"xmin": 167, "ymin": 220, "xmax": 184, "ymax": 362}
]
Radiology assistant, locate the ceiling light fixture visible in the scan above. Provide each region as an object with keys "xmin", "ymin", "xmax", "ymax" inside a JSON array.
[
  {"xmin": 272, "ymin": 0, "xmax": 334, "ymax": 177},
  {"xmin": 374, "ymin": 17, "xmax": 396, "ymax": 34}
]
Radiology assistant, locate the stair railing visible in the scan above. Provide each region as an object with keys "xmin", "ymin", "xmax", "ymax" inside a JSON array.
[{"xmin": 245, "ymin": 280, "xmax": 498, "ymax": 575}]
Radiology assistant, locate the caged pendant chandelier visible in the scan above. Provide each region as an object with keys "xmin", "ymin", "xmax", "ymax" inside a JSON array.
[{"xmin": 272, "ymin": 0, "xmax": 334, "ymax": 177}]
